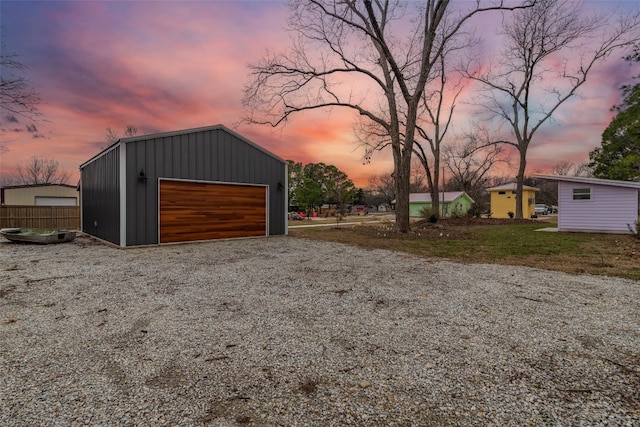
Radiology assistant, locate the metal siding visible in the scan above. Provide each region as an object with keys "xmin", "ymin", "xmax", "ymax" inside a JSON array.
[
  {"xmin": 237, "ymin": 141, "xmax": 246, "ymax": 182},
  {"xmin": 165, "ymin": 138, "xmax": 175, "ymax": 178},
  {"xmin": 215, "ymin": 132, "xmax": 225, "ymax": 181},
  {"xmin": 125, "ymin": 139, "xmax": 160, "ymax": 246},
  {"xmin": 144, "ymin": 140, "xmax": 157, "ymax": 242},
  {"xmin": 126, "ymin": 141, "xmax": 141, "ymax": 245},
  {"xmin": 222, "ymin": 132, "xmax": 231, "ymax": 181},
  {"xmin": 558, "ymin": 181, "xmax": 638, "ymax": 233},
  {"xmin": 80, "ymin": 146, "xmax": 120, "ymax": 244},
  {"xmin": 120, "ymin": 127, "xmax": 286, "ymax": 245},
  {"xmin": 189, "ymin": 133, "xmax": 198, "ymax": 178},
  {"xmin": 181, "ymin": 134, "xmax": 190, "ymax": 178},
  {"xmin": 196, "ymin": 132, "xmax": 205, "ymax": 180}
]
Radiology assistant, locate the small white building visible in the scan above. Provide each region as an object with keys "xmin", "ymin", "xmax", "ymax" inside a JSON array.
[
  {"xmin": 1, "ymin": 184, "xmax": 78, "ymax": 206},
  {"xmin": 534, "ymin": 175, "xmax": 640, "ymax": 234}
]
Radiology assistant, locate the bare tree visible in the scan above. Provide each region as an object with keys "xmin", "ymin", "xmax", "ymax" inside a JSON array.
[
  {"xmin": 105, "ymin": 125, "xmax": 138, "ymax": 146},
  {"xmin": 466, "ymin": 0, "xmax": 640, "ymax": 218},
  {"xmin": 1, "ymin": 43, "xmax": 43, "ymax": 153},
  {"xmin": 552, "ymin": 161, "xmax": 592, "ymax": 177},
  {"xmin": 409, "ymin": 158, "xmax": 430, "ymax": 193},
  {"xmin": 443, "ymin": 138, "xmax": 506, "ymax": 203},
  {"xmin": 367, "ymin": 173, "xmax": 396, "ymax": 206},
  {"xmin": 0, "ymin": 53, "xmax": 41, "ymax": 122},
  {"xmin": 243, "ymin": 0, "xmax": 533, "ymax": 232},
  {"xmin": 14, "ymin": 156, "xmax": 70, "ymax": 185},
  {"xmin": 362, "ymin": 27, "xmax": 473, "ymax": 218}
]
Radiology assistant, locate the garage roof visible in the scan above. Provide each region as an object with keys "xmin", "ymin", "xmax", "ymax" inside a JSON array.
[{"xmin": 80, "ymin": 124, "xmax": 285, "ymax": 169}]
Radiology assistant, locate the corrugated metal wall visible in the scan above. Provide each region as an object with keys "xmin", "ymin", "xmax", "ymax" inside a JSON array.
[
  {"xmin": 80, "ymin": 146, "xmax": 121, "ymax": 244},
  {"xmin": 125, "ymin": 127, "xmax": 286, "ymax": 246}
]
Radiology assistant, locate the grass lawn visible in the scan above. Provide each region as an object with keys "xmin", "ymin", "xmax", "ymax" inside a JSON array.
[{"xmin": 289, "ymin": 215, "xmax": 640, "ymax": 281}]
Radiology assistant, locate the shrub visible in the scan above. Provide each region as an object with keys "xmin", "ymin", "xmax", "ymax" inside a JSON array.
[
  {"xmin": 419, "ymin": 207, "xmax": 439, "ymax": 223},
  {"xmin": 508, "ymin": 211, "xmax": 514, "ymax": 219}
]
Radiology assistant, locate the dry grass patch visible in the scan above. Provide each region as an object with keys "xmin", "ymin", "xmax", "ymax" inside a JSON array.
[{"xmin": 289, "ymin": 217, "xmax": 640, "ymax": 280}]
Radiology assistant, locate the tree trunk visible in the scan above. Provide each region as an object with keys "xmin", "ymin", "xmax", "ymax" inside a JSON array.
[
  {"xmin": 431, "ymin": 153, "xmax": 440, "ymax": 217},
  {"xmin": 515, "ymin": 146, "xmax": 527, "ymax": 219},
  {"xmin": 394, "ymin": 155, "xmax": 411, "ymax": 232}
]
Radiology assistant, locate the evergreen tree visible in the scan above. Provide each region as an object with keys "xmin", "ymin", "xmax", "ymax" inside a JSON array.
[{"xmin": 589, "ymin": 50, "xmax": 640, "ymax": 181}]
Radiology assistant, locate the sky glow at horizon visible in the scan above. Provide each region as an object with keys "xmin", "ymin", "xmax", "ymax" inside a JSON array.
[{"xmin": 0, "ymin": 0, "xmax": 637, "ymax": 187}]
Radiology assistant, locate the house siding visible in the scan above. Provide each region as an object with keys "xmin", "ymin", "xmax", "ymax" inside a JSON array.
[
  {"xmin": 409, "ymin": 195, "xmax": 473, "ymax": 218},
  {"xmin": 490, "ymin": 189, "xmax": 536, "ymax": 218},
  {"xmin": 409, "ymin": 202, "xmax": 429, "ymax": 217},
  {"xmin": 558, "ymin": 181, "xmax": 639, "ymax": 233}
]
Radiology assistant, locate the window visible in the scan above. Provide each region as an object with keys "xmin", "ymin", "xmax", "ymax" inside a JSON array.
[
  {"xmin": 498, "ymin": 191, "xmax": 506, "ymax": 195},
  {"xmin": 572, "ymin": 187, "xmax": 591, "ymax": 200}
]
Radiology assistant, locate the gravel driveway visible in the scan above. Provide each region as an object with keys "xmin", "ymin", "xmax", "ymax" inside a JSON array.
[{"xmin": 1, "ymin": 234, "xmax": 639, "ymax": 426}]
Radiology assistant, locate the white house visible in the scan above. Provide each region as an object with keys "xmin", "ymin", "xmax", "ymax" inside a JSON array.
[{"xmin": 533, "ymin": 175, "xmax": 640, "ymax": 234}]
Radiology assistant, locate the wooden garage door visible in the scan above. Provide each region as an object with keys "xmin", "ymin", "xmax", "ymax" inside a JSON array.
[{"xmin": 159, "ymin": 180, "xmax": 267, "ymax": 243}]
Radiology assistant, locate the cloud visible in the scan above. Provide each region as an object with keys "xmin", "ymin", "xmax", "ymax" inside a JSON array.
[
  {"xmin": 1, "ymin": 0, "xmax": 636, "ymax": 188},
  {"xmin": 26, "ymin": 124, "xmax": 38, "ymax": 132}
]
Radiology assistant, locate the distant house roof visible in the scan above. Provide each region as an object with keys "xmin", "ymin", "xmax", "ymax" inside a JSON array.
[
  {"xmin": 408, "ymin": 191, "xmax": 474, "ymax": 203},
  {"xmin": 486, "ymin": 183, "xmax": 539, "ymax": 192},
  {"xmin": 0, "ymin": 183, "xmax": 76, "ymax": 190},
  {"xmin": 532, "ymin": 174, "xmax": 640, "ymax": 189}
]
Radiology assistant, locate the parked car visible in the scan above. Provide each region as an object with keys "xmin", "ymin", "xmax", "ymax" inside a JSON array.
[{"xmin": 534, "ymin": 204, "xmax": 549, "ymax": 215}]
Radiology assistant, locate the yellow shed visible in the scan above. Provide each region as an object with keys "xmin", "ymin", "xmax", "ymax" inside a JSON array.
[{"xmin": 487, "ymin": 183, "xmax": 539, "ymax": 218}]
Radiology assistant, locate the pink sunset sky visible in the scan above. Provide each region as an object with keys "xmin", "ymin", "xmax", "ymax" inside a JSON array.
[{"xmin": 0, "ymin": 0, "xmax": 637, "ymax": 187}]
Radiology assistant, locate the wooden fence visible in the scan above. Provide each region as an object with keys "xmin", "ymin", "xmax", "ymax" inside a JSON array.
[{"xmin": 0, "ymin": 206, "xmax": 80, "ymax": 230}]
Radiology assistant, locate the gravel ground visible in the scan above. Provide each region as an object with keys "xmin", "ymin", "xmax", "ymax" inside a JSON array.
[{"xmin": 1, "ymin": 234, "xmax": 639, "ymax": 426}]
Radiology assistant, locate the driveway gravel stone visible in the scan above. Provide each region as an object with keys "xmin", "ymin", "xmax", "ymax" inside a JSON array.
[{"xmin": 1, "ymin": 234, "xmax": 639, "ymax": 426}]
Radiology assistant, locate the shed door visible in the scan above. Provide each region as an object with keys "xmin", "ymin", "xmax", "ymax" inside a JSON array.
[{"xmin": 159, "ymin": 180, "xmax": 267, "ymax": 243}]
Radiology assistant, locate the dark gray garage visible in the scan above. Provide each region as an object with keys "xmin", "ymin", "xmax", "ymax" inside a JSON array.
[{"xmin": 80, "ymin": 125, "xmax": 287, "ymax": 247}]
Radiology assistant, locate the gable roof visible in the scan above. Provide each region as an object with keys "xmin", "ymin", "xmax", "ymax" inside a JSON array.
[
  {"xmin": 486, "ymin": 183, "xmax": 539, "ymax": 192},
  {"xmin": 1, "ymin": 183, "xmax": 76, "ymax": 190},
  {"xmin": 409, "ymin": 191, "xmax": 474, "ymax": 203},
  {"xmin": 80, "ymin": 124, "xmax": 285, "ymax": 169},
  {"xmin": 532, "ymin": 174, "xmax": 640, "ymax": 190}
]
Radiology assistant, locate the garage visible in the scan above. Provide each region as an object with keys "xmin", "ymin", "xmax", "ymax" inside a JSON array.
[
  {"xmin": 159, "ymin": 179, "xmax": 267, "ymax": 243},
  {"xmin": 80, "ymin": 125, "xmax": 287, "ymax": 247}
]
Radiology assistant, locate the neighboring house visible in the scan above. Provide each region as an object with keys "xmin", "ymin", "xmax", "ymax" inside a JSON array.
[
  {"xmin": 407, "ymin": 192, "xmax": 474, "ymax": 218},
  {"xmin": 0, "ymin": 184, "xmax": 78, "ymax": 206},
  {"xmin": 486, "ymin": 183, "xmax": 539, "ymax": 218},
  {"xmin": 533, "ymin": 174, "xmax": 640, "ymax": 234},
  {"xmin": 80, "ymin": 125, "xmax": 287, "ymax": 247}
]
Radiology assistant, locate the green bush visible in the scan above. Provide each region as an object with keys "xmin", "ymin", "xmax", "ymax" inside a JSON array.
[
  {"xmin": 508, "ymin": 211, "xmax": 514, "ymax": 219},
  {"xmin": 419, "ymin": 207, "xmax": 439, "ymax": 223}
]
